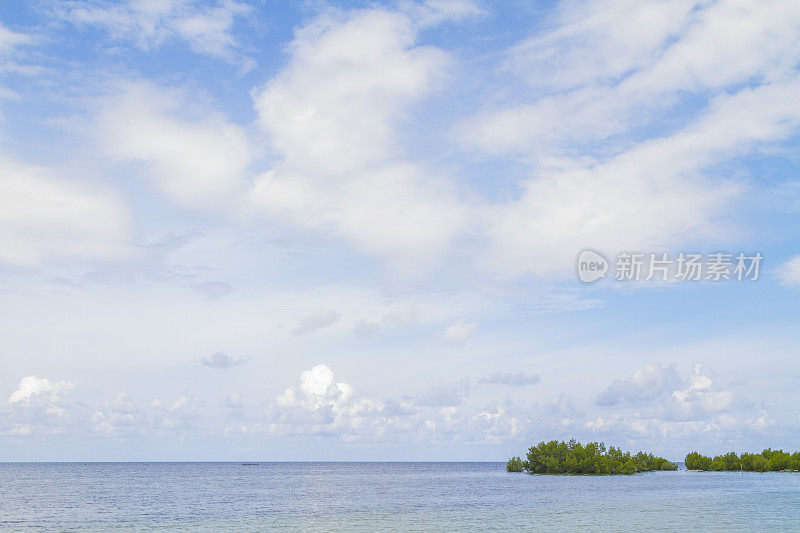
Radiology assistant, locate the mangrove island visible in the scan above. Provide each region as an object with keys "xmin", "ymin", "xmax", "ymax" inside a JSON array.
[
  {"xmin": 507, "ymin": 439, "xmax": 678, "ymax": 475},
  {"xmin": 685, "ymin": 449, "xmax": 800, "ymax": 472}
]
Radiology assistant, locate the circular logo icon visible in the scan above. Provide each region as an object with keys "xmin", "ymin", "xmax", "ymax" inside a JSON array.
[{"xmin": 576, "ymin": 249, "xmax": 608, "ymax": 283}]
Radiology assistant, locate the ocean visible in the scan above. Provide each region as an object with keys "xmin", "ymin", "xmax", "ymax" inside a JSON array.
[{"xmin": 2, "ymin": 462, "xmax": 799, "ymax": 531}]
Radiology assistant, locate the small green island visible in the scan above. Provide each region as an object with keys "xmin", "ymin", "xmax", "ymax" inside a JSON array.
[
  {"xmin": 507, "ymin": 439, "xmax": 677, "ymax": 475},
  {"xmin": 685, "ymin": 449, "xmax": 800, "ymax": 472}
]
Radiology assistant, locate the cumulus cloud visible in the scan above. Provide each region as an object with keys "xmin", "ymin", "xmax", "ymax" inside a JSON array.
[
  {"xmin": 3, "ymin": 376, "xmax": 78, "ymax": 436},
  {"xmin": 90, "ymin": 393, "xmax": 140, "ymax": 434},
  {"xmin": 91, "ymin": 81, "xmax": 253, "ymax": 209},
  {"xmin": 480, "ymin": 372, "xmax": 541, "ymax": 386},
  {"xmin": 250, "ymin": 6, "xmax": 468, "ymax": 270},
  {"xmin": 224, "ymin": 393, "xmax": 244, "ymax": 409},
  {"xmin": 56, "ymin": 0, "xmax": 254, "ymax": 68},
  {"xmin": 267, "ymin": 364, "xmax": 383, "ymax": 437},
  {"xmin": 776, "ymin": 256, "xmax": 800, "ymax": 287},
  {"xmin": 199, "ymin": 352, "xmax": 251, "ymax": 369},
  {"xmin": 253, "ymin": 7, "xmax": 447, "ymax": 174},
  {"xmin": 91, "ymin": 394, "xmax": 202, "ymax": 434},
  {"xmin": 596, "ymin": 363, "xmax": 682, "ymax": 406},
  {"xmin": 596, "ymin": 364, "xmax": 740, "ymax": 421},
  {"xmin": 293, "ymin": 309, "xmax": 340, "ymax": 335},
  {"xmin": 150, "ymin": 396, "xmax": 201, "ymax": 430},
  {"xmin": 667, "ymin": 364, "xmax": 734, "ymax": 421},
  {"xmin": 266, "ymin": 365, "xmax": 533, "ymax": 443},
  {"xmin": 0, "ymin": 362, "xmax": 779, "ymax": 450},
  {"xmin": 575, "ymin": 362, "xmax": 784, "ymax": 453},
  {"xmin": 8, "ymin": 376, "xmax": 74, "ymax": 405}
]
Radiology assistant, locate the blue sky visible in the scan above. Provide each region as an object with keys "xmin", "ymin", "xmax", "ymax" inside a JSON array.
[{"xmin": 1, "ymin": 0, "xmax": 800, "ymax": 461}]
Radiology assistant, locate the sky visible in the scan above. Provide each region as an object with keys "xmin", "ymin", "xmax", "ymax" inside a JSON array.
[{"xmin": 1, "ymin": 0, "xmax": 799, "ymax": 461}]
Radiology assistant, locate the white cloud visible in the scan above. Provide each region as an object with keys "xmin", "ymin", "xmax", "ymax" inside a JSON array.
[
  {"xmin": 2, "ymin": 376, "xmax": 78, "ymax": 436},
  {"xmin": 92, "ymin": 81, "xmax": 253, "ymax": 209},
  {"xmin": 253, "ymin": 8, "xmax": 446, "ymax": 174},
  {"xmin": 0, "ymin": 156, "xmax": 134, "ymax": 267},
  {"xmin": 443, "ymin": 322, "xmax": 477, "ymax": 343},
  {"xmin": 199, "ymin": 352, "xmax": 251, "ymax": 369},
  {"xmin": 777, "ymin": 256, "xmax": 800, "ymax": 287},
  {"xmin": 406, "ymin": 0, "xmax": 482, "ymax": 27},
  {"xmin": 225, "ymin": 393, "xmax": 244, "ymax": 409},
  {"xmin": 352, "ymin": 308, "xmax": 419, "ymax": 337},
  {"xmin": 506, "ymin": 0, "xmax": 695, "ymax": 92},
  {"xmin": 0, "ymin": 361, "xmax": 782, "ymax": 450},
  {"xmin": 481, "ymin": 79, "xmax": 800, "ymax": 277},
  {"xmin": 468, "ymin": 0, "xmax": 800, "ymax": 154},
  {"xmin": 152, "ymin": 395, "xmax": 201, "ymax": 430},
  {"xmin": 415, "ymin": 377, "xmax": 470, "ymax": 407},
  {"xmin": 585, "ymin": 416, "xmax": 606, "ymax": 431},
  {"xmin": 472, "ymin": 401, "xmax": 523, "ymax": 443},
  {"xmin": 668, "ymin": 364, "xmax": 734, "ymax": 420},
  {"xmin": 91, "ymin": 393, "xmax": 202, "ymax": 434},
  {"xmin": 573, "ymin": 361, "xmax": 789, "ymax": 450},
  {"xmin": 0, "ymin": 23, "xmax": 33, "ymax": 52},
  {"xmin": 57, "ymin": 0, "xmax": 254, "ymax": 68},
  {"xmin": 596, "ymin": 363, "xmax": 682, "ymax": 406},
  {"xmin": 266, "ymin": 365, "xmax": 530, "ymax": 443},
  {"xmin": 8, "ymin": 376, "xmax": 74, "ymax": 405},
  {"xmin": 267, "ymin": 363, "xmax": 384, "ymax": 437},
  {"xmin": 90, "ymin": 393, "xmax": 140, "ymax": 434},
  {"xmin": 595, "ymin": 363, "xmax": 738, "ymax": 425},
  {"xmin": 250, "ymin": 7, "xmax": 468, "ymax": 270},
  {"xmin": 0, "ymin": 22, "xmax": 40, "ymax": 79},
  {"xmin": 460, "ymin": 0, "xmax": 800, "ymax": 278}
]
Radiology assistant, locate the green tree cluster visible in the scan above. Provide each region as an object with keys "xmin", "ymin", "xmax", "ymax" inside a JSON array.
[
  {"xmin": 685, "ymin": 449, "xmax": 800, "ymax": 471},
  {"xmin": 506, "ymin": 439, "xmax": 677, "ymax": 475},
  {"xmin": 506, "ymin": 456, "xmax": 524, "ymax": 472}
]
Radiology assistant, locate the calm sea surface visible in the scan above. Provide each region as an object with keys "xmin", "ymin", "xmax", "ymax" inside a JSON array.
[{"xmin": 1, "ymin": 462, "xmax": 799, "ymax": 531}]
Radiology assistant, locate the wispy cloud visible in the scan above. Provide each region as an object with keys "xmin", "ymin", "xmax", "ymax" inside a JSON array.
[
  {"xmin": 443, "ymin": 322, "xmax": 477, "ymax": 343},
  {"xmin": 777, "ymin": 256, "xmax": 800, "ymax": 287},
  {"xmin": 199, "ymin": 352, "xmax": 251, "ymax": 369},
  {"xmin": 55, "ymin": 0, "xmax": 255, "ymax": 68},
  {"xmin": 293, "ymin": 309, "xmax": 340, "ymax": 336},
  {"xmin": 0, "ymin": 155, "xmax": 135, "ymax": 267},
  {"xmin": 479, "ymin": 372, "xmax": 541, "ymax": 386}
]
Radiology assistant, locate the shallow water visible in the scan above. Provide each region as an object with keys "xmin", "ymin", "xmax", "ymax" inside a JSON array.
[{"xmin": 1, "ymin": 462, "xmax": 799, "ymax": 531}]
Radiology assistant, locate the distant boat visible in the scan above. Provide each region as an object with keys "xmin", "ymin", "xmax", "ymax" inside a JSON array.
[{"xmin": 241, "ymin": 462, "xmax": 259, "ymax": 466}]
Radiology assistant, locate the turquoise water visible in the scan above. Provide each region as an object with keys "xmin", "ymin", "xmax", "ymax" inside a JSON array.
[{"xmin": 2, "ymin": 462, "xmax": 799, "ymax": 531}]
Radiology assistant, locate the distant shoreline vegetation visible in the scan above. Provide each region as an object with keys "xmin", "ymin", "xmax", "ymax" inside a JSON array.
[
  {"xmin": 685, "ymin": 449, "xmax": 800, "ymax": 472},
  {"xmin": 507, "ymin": 440, "xmax": 677, "ymax": 475}
]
